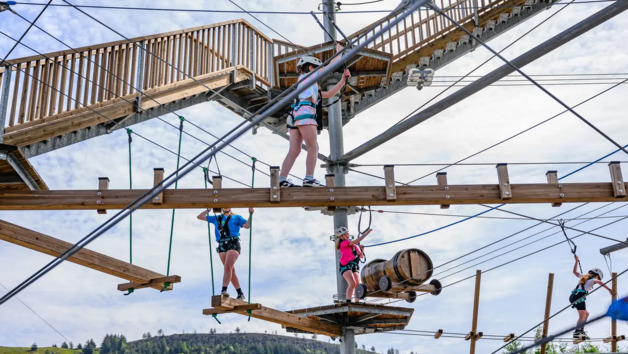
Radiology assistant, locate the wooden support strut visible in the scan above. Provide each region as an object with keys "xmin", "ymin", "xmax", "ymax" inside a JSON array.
[
  {"xmin": 270, "ymin": 166, "xmax": 280, "ymax": 202},
  {"xmin": 326, "ymin": 174, "xmax": 336, "ymax": 212},
  {"xmin": 612, "ymin": 271, "xmax": 618, "ymax": 352},
  {"xmin": 545, "ymin": 170, "xmax": 562, "ymax": 207},
  {"xmin": 436, "ymin": 172, "xmax": 450, "ymax": 209},
  {"xmin": 609, "ymin": 162, "xmax": 626, "ymax": 198},
  {"xmin": 496, "ymin": 163, "xmax": 512, "ymax": 200},
  {"xmin": 153, "ymin": 168, "xmax": 164, "ymax": 205},
  {"xmin": 204, "ymin": 295, "xmax": 342, "ymax": 337},
  {"xmin": 212, "ymin": 175, "xmax": 222, "ymax": 213},
  {"xmin": 384, "ymin": 165, "xmax": 396, "ymax": 201},
  {"xmin": 97, "ymin": 177, "xmax": 109, "ymax": 214},
  {"xmin": 469, "ymin": 269, "xmax": 482, "ymax": 354},
  {"xmin": 540, "ymin": 273, "xmax": 554, "ymax": 354}
]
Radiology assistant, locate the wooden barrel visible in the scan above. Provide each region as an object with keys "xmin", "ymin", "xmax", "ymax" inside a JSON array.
[
  {"xmin": 383, "ymin": 248, "xmax": 432, "ymax": 286},
  {"xmin": 360, "ymin": 259, "xmax": 387, "ymax": 291}
]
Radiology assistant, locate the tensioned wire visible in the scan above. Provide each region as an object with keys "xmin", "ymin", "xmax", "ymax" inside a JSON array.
[
  {"xmin": 0, "ymin": 0, "xmax": 426, "ymax": 306},
  {"xmin": 4, "ymin": 12, "xmax": 294, "ymax": 183},
  {"xmin": 372, "ymin": 208, "xmax": 628, "ymax": 221},
  {"xmin": 0, "ymin": 0, "xmax": 51, "ymax": 63}
]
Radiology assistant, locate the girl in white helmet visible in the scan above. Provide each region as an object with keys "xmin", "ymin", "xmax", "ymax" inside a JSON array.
[
  {"xmin": 335, "ymin": 226, "xmax": 372, "ymax": 303},
  {"xmin": 570, "ymin": 254, "xmax": 612, "ymax": 339},
  {"xmin": 279, "ymin": 44, "xmax": 351, "ymax": 187}
]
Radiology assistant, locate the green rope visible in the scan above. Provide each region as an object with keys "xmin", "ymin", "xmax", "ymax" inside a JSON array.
[
  {"xmin": 203, "ymin": 167, "xmax": 221, "ymax": 324},
  {"xmin": 246, "ymin": 157, "xmax": 257, "ymax": 320},
  {"xmin": 163, "ymin": 116, "xmax": 185, "ymax": 292},
  {"xmin": 127, "ymin": 128, "xmax": 133, "ymax": 265}
]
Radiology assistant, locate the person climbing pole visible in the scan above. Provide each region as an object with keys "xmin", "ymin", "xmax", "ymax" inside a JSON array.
[
  {"xmin": 197, "ymin": 207, "xmax": 254, "ymax": 300},
  {"xmin": 570, "ymin": 254, "xmax": 612, "ymax": 340},
  {"xmin": 335, "ymin": 226, "xmax": 372, "ymax": 303},
  {"xmin": 279, "ymin": 43, "xmax": 351, "ymax": 187}
]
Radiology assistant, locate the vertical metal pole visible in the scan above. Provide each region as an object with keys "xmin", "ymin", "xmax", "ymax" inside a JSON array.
[
  {"xmin": 135, "ymin": 42, "xmax": 146, "ymax": 112},
  {"xmin": 268, "ymin": 42, "xmax": 275, "ymax": 88},
  {"xmin": 472, "ymin": 0, "xmax": 480, "ymax": 27},
  {"xmin": 323, "ymin": 1, "xmax": 353, "ymax": 353},
  {"xmin": 612, "ymin": 271, "xmax": 618, "ymax": 352},
  {"xmin": 470, "ymin": 269, "xmax": 481, "ymax": 354},
  {"xmin": 540, "ymin": 273, "xmax": 554, "ymax": 354},
  {"xmin": 0, "ymin": 66, "xmax": 13, "ymax": 144},
  {"xmin": 231, "ymin": 23, "xmax": 237, "ymax": 67}
]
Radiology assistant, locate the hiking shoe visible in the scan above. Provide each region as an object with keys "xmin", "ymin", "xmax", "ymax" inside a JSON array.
[
  {"xmin": 221, "ymin": 290, "xmax": 229, "ymax": 297},
  {"xmin": 573, "ymin": 331, "xmax": 581, "ymax": 339},
  {"xmin": 280, "ymin": 179, "xmax": 299, "ymax": 187},
  {"xmin": 302, "ymin": 178, "xmax": 323, "ymax": 187},
  {"xmin": 580, "ymin": 331, "xmax": 590, "ymax": 340},
  {"xmin": 236, "ymin": 293, "xmax": 246, "ymax": 301}
]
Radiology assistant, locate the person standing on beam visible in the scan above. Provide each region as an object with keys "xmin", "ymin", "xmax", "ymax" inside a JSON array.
[
  {"xmin": 570, "ymin": 254, "xmax": 612, "ymax": 340},
  {"xmin": 279, "ymin": 44, "xmax": 350, "ymax": 187},
  {"xmin": 197, "ymin": 207, "xmax": 254, "ymax": 300}
]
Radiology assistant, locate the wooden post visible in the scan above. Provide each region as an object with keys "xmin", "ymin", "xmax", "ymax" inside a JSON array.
[
  {"xmin": 269, "ymin": 166, "xmax": 280, "ymax": 202},
  {"xmin": 470, "ymin": 269, "xmax": 481, "ymax": 354},
  {"xmin": 325, "ymin": 174, "xmax": 336, "ymax": 187},
  {"xmin": 540, "ymin": 273, "xmax": 554, "ymax": 354},
  {"xmin": 436, "ymin": 172, "xmax": 450, "ymax": 209},
  {"xmin": 496, "ymin": 164, "xmax": 512, "ymax": 200},
  {"xmin": 612, "ymin": 271, "xmax": 618, "ymax": 352},
  {"xmin": 609, "ymin": 162, "xmax": 626, "ymax": 198},
  {"xmin": 384, "ymin": 165, "xmax": 396, "ymax": 201},
  {"xmin": 545, "ymin": 170, "xmax": 562, "ymax": 207},
  {"xmin": 152, "ymin": 168, "xmax": 164, "ymax": 205},
  {"xmin": 212, "ymin": 175, "xmax": 222, "ymax": 213},
  {"xmin": 97, "ymin": 177, "xmax": 109, "ymax": 214}
]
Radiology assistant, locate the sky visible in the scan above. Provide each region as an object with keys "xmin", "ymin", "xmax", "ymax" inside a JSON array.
[{"xmin": 1, "ymin": 0, "xmax": 628, "ymax": 353}]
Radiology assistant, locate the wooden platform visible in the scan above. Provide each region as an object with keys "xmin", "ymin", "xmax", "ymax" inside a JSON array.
[{"xmin": 0, "ymin": 144, "xmax": 47, "ymax": 191}]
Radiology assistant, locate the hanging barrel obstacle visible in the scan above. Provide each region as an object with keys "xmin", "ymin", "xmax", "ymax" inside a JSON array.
[{"xmin": 355, "ymin": 248, "xmax": 442, "ymax": 303}]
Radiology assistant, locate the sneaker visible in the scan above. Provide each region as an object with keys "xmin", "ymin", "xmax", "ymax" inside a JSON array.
[
  {"xmin": 236, "ymin": 293, "xmax": 246, "ymax": 301},
  {"xmin": 573, "ymin": 331, "xmax": 581, "ymax": 339},
  {"xmin": 580, "ymin": 331, "xmax": 590, "ymax": 340},
  {"xmin": 221, "ymin": 290, "xmax": 229, "ymax": 297},
  {"xmin": 280, "ymin": 179, "xmax": 299, "ymax": 187},
  {"xmin": 302, "ymin": 178, "xmax": 323, "ymax": 187}
]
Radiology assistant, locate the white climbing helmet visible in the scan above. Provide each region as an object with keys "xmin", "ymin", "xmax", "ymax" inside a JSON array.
[
  {"xmin": 334, "ymin": 226, "xmax": 349, "ymax": 237},
  {"xmin": 297, "ymin": 55, "xmax": 322, "ymax": 71},
  {"xmin": 590, "ymin": 268, "xmax": 604, "ymax": 280}
]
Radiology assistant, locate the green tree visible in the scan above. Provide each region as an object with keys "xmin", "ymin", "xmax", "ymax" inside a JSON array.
[
  {"xmin": 61, "ymin": 342, "xmax": 69, "ymax": 349},
  {"xmin": 30, "ymin": 343, "xmax": 38, "ymax": 351}
]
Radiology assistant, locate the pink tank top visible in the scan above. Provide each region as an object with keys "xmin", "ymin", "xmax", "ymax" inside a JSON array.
[{"xmin": 339, "ymin": 240, "xmax": 361, "ymax": 266}]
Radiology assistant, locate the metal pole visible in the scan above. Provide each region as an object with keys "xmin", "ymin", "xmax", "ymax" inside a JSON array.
[
  {"xmin": 612, "ymin": 271, "xmax": 618, "ymax": 352},
  {"xmin": 540, "ymin": 273, "xmax": 554, "ymax": 354},
  {"xmin": 470, "ymin": 269, "xmax": 481, "ymax": 354},
  {"xmin": 135, "ymin": 42, "xmax": 145, "ymax": 112},
  {"xmin": 0, "ymin": 66, "xmax": 12, "ymax": 144},
  {"xmin": 339, "ymin": 0, "xmax": 628, "ymax": 163},
  {"xmin": 323, "ymin": 1, "xmax": 353, "ymax": 353}
]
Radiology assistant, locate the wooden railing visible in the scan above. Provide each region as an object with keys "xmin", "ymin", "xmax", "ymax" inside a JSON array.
[
  {"xmin": 0, "ymin": 19, "xmax": 273, "ymax": 129},
  {"xmin": 348, "ymin": 0, "xmax": 522, "ymax": 63}
]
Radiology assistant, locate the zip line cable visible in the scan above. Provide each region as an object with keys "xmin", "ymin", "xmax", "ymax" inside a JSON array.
[
  {"xmin": 5, "ymin": 11, "xmax": 281, "ymax": 182},
  {"xmin": 0, "ymin": 282, "xmax": 71, "ymax": 344},
  {"xmin": 0, "ymin": 0, "xmax": 51, "ymax": 64},
  {"xmin": 0, "ymin": 0, "xmax": 426, "ymax": 307},
  {"xmin": 372, "ymin": 207, "xmax": 628, "ymax": 221},
  {"xmin": 429, "ymin": 1, "xmax": 628, "ymax": 156},
  {"xmin": 353, "ymin": 160, "xmax": 628, "ymax": 167}
]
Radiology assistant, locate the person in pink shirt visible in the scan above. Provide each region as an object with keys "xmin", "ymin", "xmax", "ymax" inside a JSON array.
[{"xmin": 335, "ymin": 226, "xmax": 372, "ymax": 303}]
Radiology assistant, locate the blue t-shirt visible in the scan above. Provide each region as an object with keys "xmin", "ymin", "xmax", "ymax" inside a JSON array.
[{"xmin": 206, "ymin": 214, "xmax": 247, "ymax": 242}]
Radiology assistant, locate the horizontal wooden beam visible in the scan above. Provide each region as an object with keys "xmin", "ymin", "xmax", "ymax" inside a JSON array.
[
  {"xmin": 0, "ymin": 219, "xmax": 168, "ymax": 290},
  {"xmin": 0, "ymin": 181, "xmax": 625, "ymax": 210},
  {"xmin": 117, "ymin": 275, "xmax": 181, "ymax": 292},
  {"xmin": 205, "ymin": 295, "xmax": 342, "ymax": 337}
]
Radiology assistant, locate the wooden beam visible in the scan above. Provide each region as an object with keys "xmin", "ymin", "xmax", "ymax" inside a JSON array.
[
  {"xmin": 205, "ymin": 295, "xmax": 342, "ymax": 337},
  {"xmin": 609, "ymin": 162, "xmax": 626, "ymax": 198},
  {"xmin": 97, "ymin": 177, "xmax": 109, "ymax": 214},
  {"xmin": 545, "ymin": 170, "xmax": 562, "ymax": 207},
  {"xmin": 212, "ymin": 175, "xmax": 222, "ymax": 213},
  {"xmin": 496, "ymin": 163, "xmax": 512, "ymax": 200},
  {"xmin": 0, "ymin": 219, "xmax": 167, "ymax": 290},
  {"xmin": 117, "ymin": 275, "xmax": 181, "ymax": 292},
  {"xmin": 384, "ymin": 165, "xmax": 396, "ymax": 201},
  {"xmin": 540, "ymin": 273, "xmax": 554, "ymax": 354},
  {"xmin": 270, "ymin": 166, "xmax": 280, "ymax": 202},
  {"xmin": 0, "ymin": 181, "xmax": 625, "ymax": 210},
  {"xmin": 470, "ymin": 269, "xmax": 482, "ymax": 354},
  {"xmin": 325, "ymin": 174, "xmax": 336, "ymax": 212},
  {"xmin": 202, "ymin": 303, "xmax": 262, "ymax": 315}
]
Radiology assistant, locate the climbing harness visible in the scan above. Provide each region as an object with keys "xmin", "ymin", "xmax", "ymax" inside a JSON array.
[{"xmin": 162, "ymin": 116, "xmax": 185, "ymax": 292}]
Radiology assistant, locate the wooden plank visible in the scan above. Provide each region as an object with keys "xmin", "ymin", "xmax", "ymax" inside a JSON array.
[
  {"xmin": 208, "ymin": 295, "xmax": 342, "ymax": 337},
  {"xmin": 97, "ymin": 177, "xmax": 109, "ymax": 214},
  {"xmin": 0, "ymin": 219, "xmax": 167, "ymax": 289},
  {"xmin": 436, "ymin": 172, "xmax": 450, "ymax": 209},
  {"xmin": 496, "ymin": 163, "xmax": 512, "ymax": 200},
  {"xmin": 384, "ymin": 165, "xmax": 396, "ymax": 201},
  {"xmin": 608, "ymin": 162, "xmax": 626, "ymax": 198},
  {"xmin": 202, "ymin": 303, "xmax": 262, "ymax": 315},
  {"xmin": 27, "ymin": 62, "xmax": 40, "ymax": 123},
  {"xmin": 117, "ymin": 275, "xmax": 180, "ymax": 291},
  {"xmin": 270, "ymin": 166, "xmax": 280, "ymax": 202},
  {"xmin": 57, "ymin": 56, "xmax": 68, "ymax": 113},
  {"xmin": 0, "ymin": 181, "xmax": 626, "ymax": 210},
  {"xmin": 212, "ymin": 175, "xmax": 222, "ymax": 212},
  {"xmin": 48, "ymin": 57, "xmax": 60, "ymax": 116},
  {"xmin": 153, "ymin": 168, "xmax": 164, "ymax": 204},
  {"xmin": 17, "ymin": 64, "xmax": 30, "ymax": 124},
  {"xmin": 66, "ymin": 54, "xmax": 76, "ymax": 112},
  {"xmin": 9, "ymin": 66, "xmax": 21, "ymax": 125}
]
